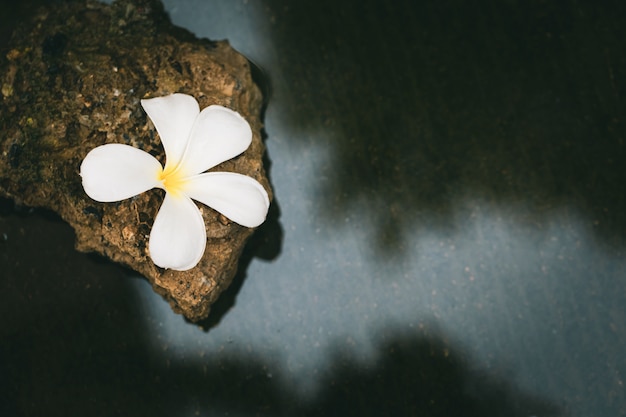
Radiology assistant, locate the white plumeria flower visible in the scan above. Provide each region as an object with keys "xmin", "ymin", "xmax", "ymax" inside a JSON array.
[{"xmin": 80, "ymin": 93, "xmax": 269, "ymax": 271}]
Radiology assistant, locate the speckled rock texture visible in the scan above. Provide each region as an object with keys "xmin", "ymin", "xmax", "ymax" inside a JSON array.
[{"xmin": 0, "ymin": 0, "xmax": 271, "ymax": 321}]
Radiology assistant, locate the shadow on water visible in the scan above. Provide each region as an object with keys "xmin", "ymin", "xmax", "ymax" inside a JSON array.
[
  {"xmin": 196, "ymin": 198, "xmax": 283, "ymax": 330},
  {"xmin": 0, "ymin": 205, "xmax": 562, "ymax": 416},
  {"xmin": 261, "ymin": 0, "xmax": 626, "ymax": 254}
]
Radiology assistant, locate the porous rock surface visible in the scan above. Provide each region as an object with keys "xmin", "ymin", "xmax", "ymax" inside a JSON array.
[{"xmin": 0, "ymin": 0, "xmax": 271, "ymax": 321}]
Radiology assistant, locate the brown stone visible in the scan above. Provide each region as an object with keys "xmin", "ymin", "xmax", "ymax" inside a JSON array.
[{"xmin": 0, "ymin": 0, "xmax": 271, "ymax": 321}]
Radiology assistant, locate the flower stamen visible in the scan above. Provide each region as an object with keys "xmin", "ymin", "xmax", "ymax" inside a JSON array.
[{"xmin": 159, "ymin": 165, "xmax": 188, "ymax": 198}]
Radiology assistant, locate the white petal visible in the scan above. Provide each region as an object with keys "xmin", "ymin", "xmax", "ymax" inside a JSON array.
[
  {"xmin": 179, "ymin": 105, "xmax": 252, "ymax": 176},
  {"xmin": 149, "ymin": 193, "xmax": 206, "ymax": 271},
  {"xmin": 80, "ymin": 144, "xmax": 162, "ymax": 202},
  {"xmin": 185, "ymin": 172, "xmax": 269, "ymax": 228},
  {"xmin": 141, "ymin": 93, "xmax": 200, "ymax": 170}
]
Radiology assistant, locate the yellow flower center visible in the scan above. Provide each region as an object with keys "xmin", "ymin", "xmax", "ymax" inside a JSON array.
[{"xmin": 159, "ymin": 165, "xmax": 188, "ymax": 198}]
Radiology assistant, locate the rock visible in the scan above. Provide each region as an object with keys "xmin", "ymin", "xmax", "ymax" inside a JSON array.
[{"xmin": 0, "ymin": 0, "xmax": 271, "ymax": 322}]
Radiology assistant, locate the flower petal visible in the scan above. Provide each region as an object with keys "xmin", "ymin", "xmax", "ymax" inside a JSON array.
[
  {"xmin": 149, "ymin": 193, "xmax": 207, "ymax": 271},
  {"xmin": 185, "ymin": 172, "xmax": 269, "ymax": 228},
  {"xmin": 80, "ymin": 143, "xmax": 162, "ymax": 202},
  {"xmin": 179, "ymin": 105, "xmax": 252, "ymax": 176},
  {"xmin": 141, "ymin": 93, "xmax": 200, "ymax": 170}
]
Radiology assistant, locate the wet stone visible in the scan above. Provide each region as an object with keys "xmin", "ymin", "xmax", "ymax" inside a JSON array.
[{"xmin": 0, "ymin": 0, "xmax": 271, "ymax": 322}]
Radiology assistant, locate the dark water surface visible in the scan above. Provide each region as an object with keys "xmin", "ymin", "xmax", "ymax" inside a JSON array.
[{"xmin": 1, "ymin": 0, "xmax": 625, "ymax": 416}]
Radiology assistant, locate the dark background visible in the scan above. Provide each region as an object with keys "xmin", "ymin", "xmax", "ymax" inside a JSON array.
[{"xmin": 1, "ymin": 0, "xmax": 625, "ymax": 416}]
